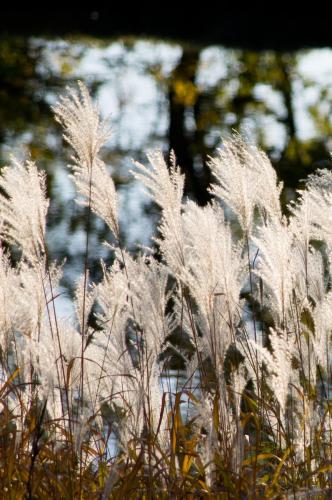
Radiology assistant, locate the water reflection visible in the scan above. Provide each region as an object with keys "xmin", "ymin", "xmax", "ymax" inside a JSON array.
[{"xmin": 1, "ymin": 36, "xmax": 332, "ymax": 313}]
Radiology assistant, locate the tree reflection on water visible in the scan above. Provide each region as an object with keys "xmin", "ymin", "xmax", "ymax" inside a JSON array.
[{"xmin": 1, "ymin": 35, "xmax": 332, "ymax": 304}]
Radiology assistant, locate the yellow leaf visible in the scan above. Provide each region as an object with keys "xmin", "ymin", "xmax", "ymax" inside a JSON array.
[{"xmin": 182, "ymin": 454, "xmax": 193, "ymax": 475}]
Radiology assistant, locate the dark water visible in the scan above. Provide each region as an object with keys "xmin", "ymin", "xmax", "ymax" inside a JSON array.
[{"xmin": 2, "ymin": 36, "xmax": 332, "ymax": 316}]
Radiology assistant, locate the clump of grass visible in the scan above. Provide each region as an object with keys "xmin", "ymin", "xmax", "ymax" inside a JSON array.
[{"xmin": 0, "ymin": 82, "xmax": 330, "ymax": 498}]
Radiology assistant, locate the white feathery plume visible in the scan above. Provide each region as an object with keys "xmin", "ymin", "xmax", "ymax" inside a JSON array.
[
  {"xmin": 208, "ymin": 134, "xmax": 282, "ymax": 234},
  {"xmin": 298, "ymin": 308, "xmax": 318, "ymax": 390},
  {"xmin": 122, "ymin": 252, "xmax": 174, "ymax": 360},
  {"xmin": 251, "ymin": 141, "xmax": 283, "ymax": 223},
  {"xmin": 132, "ymin": 150, "xmax": 186, "ymax": 275},
  {"xmin": 95, "ymin": 259, "xmax": 129, "ymax": 357},
  {"xmin": 53, "ymin": 81, "xmax": 119, "ymax": 238},
  {"xmin": 93, "ymin": 257, "xmax": 154, "ymax": 447},
  {"xmin": 312, "ymin": 291, "xmax": 332, "ymax": 374},
  {"xmin": 53, "ymin": 81, "xmax": 110, "ymax": 172},
  {"xmin": 93, "ymin": 257, "xmax": 144, "ymax": 445},
  {"xmin": 0, "ymin": 250, "xmax": 21, "ymax": 353},
  {"xmin": 0, "ymin": 157, "xmax": 49, "ymax": 262},
  {"xmin": 268, "ymin": 328, "xmax": 295, "ymax": 416},
  {"xmin": 92, "ymin": 261, "xmax": 134, "ymax": 412},
  {"xmin": 12, "ymin": 260, "xmax": 62, "ymax": 341},
  {"xmin": 24, "ymin": 320, "xmax": 82, "ymax": 421},
  {"xmin": 301, "ymin": 249, "xmax": 326, "ymax": 306},
  {"xmin": 304, "ymin": 168, "xmax": 332, "ymax": 248},
  {"xmin": 288, "ymin": 189, "xmax": 328, "ymax": 301},
  {"xmin": 94, "ymin": 251, "xmax": 172, "ymax": 449},
  {"xmin": 114, "ymin": 252, "xmax": 172, "ymax": 445},
  {"xmin": 244, "ymin": 328, "xmax": 295, "ymax": 422},
  {"xmin": 252, "ymin": 216, "xmax": 294, "ymax": 325},
  {"xmin": 289, "ymin": 191, "xmax": 312, "ymax": 289},
  {"xmin": 181, "ymin": 201, "xmax": 244, "ymax": 365}
]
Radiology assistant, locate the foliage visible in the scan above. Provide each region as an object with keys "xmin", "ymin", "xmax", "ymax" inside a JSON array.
[{"xmin": 0, "ymin": 82, "xmax": 331, "ymax": 498}]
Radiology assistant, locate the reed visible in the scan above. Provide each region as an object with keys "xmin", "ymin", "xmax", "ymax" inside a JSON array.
[{"xmin": 0, "ymin": 82, "xmax": 330, "ymax": 498}]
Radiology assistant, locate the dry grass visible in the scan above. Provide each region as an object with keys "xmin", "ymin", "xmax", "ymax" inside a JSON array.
[{"xmin": 0, "ymin": 83, "xmax": 330, "ymax": 498}]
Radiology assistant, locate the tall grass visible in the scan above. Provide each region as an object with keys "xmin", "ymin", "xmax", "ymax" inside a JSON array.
[{"xmin": 0, "ymin": 82, "xmax": 330, "ymax": 498}]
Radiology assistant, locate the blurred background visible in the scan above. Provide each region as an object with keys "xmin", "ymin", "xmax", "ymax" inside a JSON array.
[{"xmin": 1, "ymin": 8, "xmax": 332, "ymax": 313}]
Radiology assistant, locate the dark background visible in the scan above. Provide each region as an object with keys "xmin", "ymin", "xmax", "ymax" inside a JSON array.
[{"xmin": 1, "ymin": 8, "xmax": 332, "ymax": 50}]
